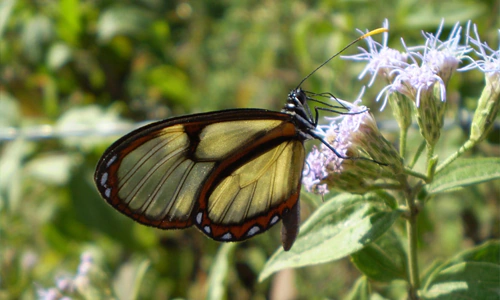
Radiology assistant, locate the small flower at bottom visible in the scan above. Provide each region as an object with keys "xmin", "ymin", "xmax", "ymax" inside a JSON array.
[
  {"xmin": 36, "ymin": 288, "xmax": 63, "ymax": 300},
  {"xmin": 302, "ymin": 91, "xmax": 404, "ymax": 195},
  {"xmin": 36, "ymin": 250, "xmax": 113, "ymax": 299}
]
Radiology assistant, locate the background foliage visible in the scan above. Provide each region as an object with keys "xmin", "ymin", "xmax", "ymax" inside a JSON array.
[{"xmin": 1, "ymin": 0, "xmax": 498, "ymax": 299}]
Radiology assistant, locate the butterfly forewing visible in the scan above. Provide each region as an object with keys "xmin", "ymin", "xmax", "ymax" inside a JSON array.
[
  {"xmin": 117, "ymin": 126, "xmax": 203, "ymax": 222},
  {"xmin": 95, "ymin": 109, "xmax": 306, "ymax": 240}
]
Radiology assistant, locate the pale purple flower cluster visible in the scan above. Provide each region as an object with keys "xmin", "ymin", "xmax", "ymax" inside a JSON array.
[
  {"xmin": 410, "ymin": 21, "xmax": 471, "ymax": 81},
  {"xmin": 303, "ymin": 146, "xmax": 331, "ymax": 195},
  {"xmin": 379, "ymin": 64, "xmax": 446, "ymax": 108},
  {"xmin": 346, "ymin": 20, "xmax": 408, "ymax": 87},
  {"xmin": 302, "ymin": 95, "xmax": 369, "ymax": 195},
  {"xmin": 461, "ymin": 24, "xmax": 500, "ymax": 79},
  {"xmin": 301, "ymin": 20, "xmax": 495, "ymax": 195},
  {"xmin": 345, "ymin": 20, "xmax": 473, "ymax": 110}
]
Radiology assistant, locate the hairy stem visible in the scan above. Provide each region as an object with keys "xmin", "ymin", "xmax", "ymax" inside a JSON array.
[
  {"xmin": 403, "ymin": 182, "xmax": 420, "ymax": 299},
  {"xmin": 400, "ymin": 126, "xmax": 407, "ymax": 159},
  {"xmin": 406, "ymin": 210, "xmax": 420, "ymax": 299},
  {"xmin": 404, "ymin": 167, "xmax": 428, "ymax": 182}
]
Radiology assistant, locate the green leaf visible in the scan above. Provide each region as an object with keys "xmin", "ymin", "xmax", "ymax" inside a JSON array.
[
  {"xmin": 423, "ymin": 240, "xmax": 500, "ymax": 289},
  {"xmin": 364, "ymin": 190, "xmax": 398, "ymax": 210},
  {"xmin": 421, "ymin": 262, "xmax": 500, "ymax": 300},
  {"xmin": 421, "ymin": 259, "xmax": 446, "ymax": 291},
  {"xmin": 207, "ymin": 243, "xmax": 237, "ymax": 300},
  {"xmin": 350, "ymin": 229, "xmax": 407, "ymax": 282},
  {"xmin": 259, "ymin": 193, "xmax": 401, "ymax": 281},
  {"xmin": 345, "ymin": 276, "xmax": 370, "ymax": 300},
  {"xmin": 113, "ymin": 257, "xmax": 150, "ymax": 300},
  {"xmin": 445, "ymin": 240, "xmax": 500, "ymax": 266},
  {"xmin": 427, "ymin": 158, "xmax": 500, "ymax": 194}
]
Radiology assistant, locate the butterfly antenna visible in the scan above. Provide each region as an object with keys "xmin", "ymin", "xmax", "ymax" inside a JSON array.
[{"xmin": 295, "ymin": 27, "xmax": 388, "ymax": 89}]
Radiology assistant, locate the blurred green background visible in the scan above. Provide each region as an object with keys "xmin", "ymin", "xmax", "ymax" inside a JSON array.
[{"xmin": 1, "ymin": 0, "xmax": 498, "ymax": 299}]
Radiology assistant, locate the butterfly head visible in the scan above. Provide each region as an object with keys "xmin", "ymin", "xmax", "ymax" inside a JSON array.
[
  {"xmin": 281, "ymin": 87, "xmax": 311, "ymax": 120},
  {"xmin": 283, "ymin": 88, "xmax": 315, "ymax": 126}
]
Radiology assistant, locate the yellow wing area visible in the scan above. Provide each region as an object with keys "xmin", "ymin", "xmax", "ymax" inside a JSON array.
[
  {"xmin": 207, "ymin": 139, "xmax": 304, "ymax": 225},
  {"xmin": 195, "ymin": 120, "xmax": 282, "ymax": 159},
  {"xmin": 116, "ymin": 125, "xmax": 215, "ymax": 222}
]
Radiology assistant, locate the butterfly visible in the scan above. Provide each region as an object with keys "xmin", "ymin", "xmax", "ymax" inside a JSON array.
[{"xmin": 94, "ymin": 28, "xmax": 387, "ymax": 251}]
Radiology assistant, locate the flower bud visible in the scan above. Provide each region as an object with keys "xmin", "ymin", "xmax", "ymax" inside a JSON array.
[{"xmin": 465, "ymin": 24, "xmax": 500, "ymax": 143}]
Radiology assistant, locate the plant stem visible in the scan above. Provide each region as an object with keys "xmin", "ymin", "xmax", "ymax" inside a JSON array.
[
  {"xmin": 406, "ymin": 211, "xmax": 420, "ymax": 299},
  {"xmin": 404, "ymin": 184, "xmax": 420, "ymax": 299},
  {"xmin": 404, "ymin": 167, "xmax": 427, "ymax": 182},
  {"xmin": 400, "ymin": 126, "xmax": 407, "ymax": 159}
]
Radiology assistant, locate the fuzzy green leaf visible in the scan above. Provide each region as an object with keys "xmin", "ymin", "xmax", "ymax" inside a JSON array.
[
  {"xmin": 427, "ymin": 158, "xmax": 500, "ymax": 194},
  {"xmin": 421, "ymin": 262, "xmax": 500, "ymax": 299},
  {"xmin": 422, "ymin": 240, "xmax": 500, "ymax": 289},
  {"xmin": 259, "ymin": 193, "xmax": 400, "ymax": 281},
  {"xmin": 350, "ymin": 229, "xmax": 407, "ymax": 282}
]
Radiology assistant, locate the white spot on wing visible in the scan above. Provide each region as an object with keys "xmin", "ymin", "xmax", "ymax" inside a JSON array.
[
  {"xmin": 221, "ymin": 232, "xmax": 232, "ymax": 240},
  {"xmin": 196, "ymin": 212, "xmax": 203, "ymax": 224},
  {"xmin": 105, "ymin": 188, "xmax": 111, "ymax": 198},
  {"xmin": 106, "ymin": 155, "xmax": 117, "ymax": 167},
  {"xmin": 100, "ymin": 172, "xmax": 108, "ymax": 187},
  {"xmin": 204, "ymin": 226, "xmax": 211, "ymax": 234},
  {"xmin": 246, "ymin": 226, "xmax": 260, "ymax": 237},
  {"xmin": 270, "ymin": 215, "xmax": 279, "ymax": 225}
]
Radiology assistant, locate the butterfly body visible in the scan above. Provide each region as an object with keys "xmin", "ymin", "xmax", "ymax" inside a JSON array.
[{"xmin": 95, "ymin": 89, "xmax": 314, "ymax": 249}]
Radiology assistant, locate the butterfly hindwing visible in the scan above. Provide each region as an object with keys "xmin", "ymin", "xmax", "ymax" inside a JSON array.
[
  {"xmin": 95, "ymin": 109, "xmax": 305, "ymax": 240},
  {"xmin": 196, "ymin": 138, "xmax": 304, "ymax": 241}
]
